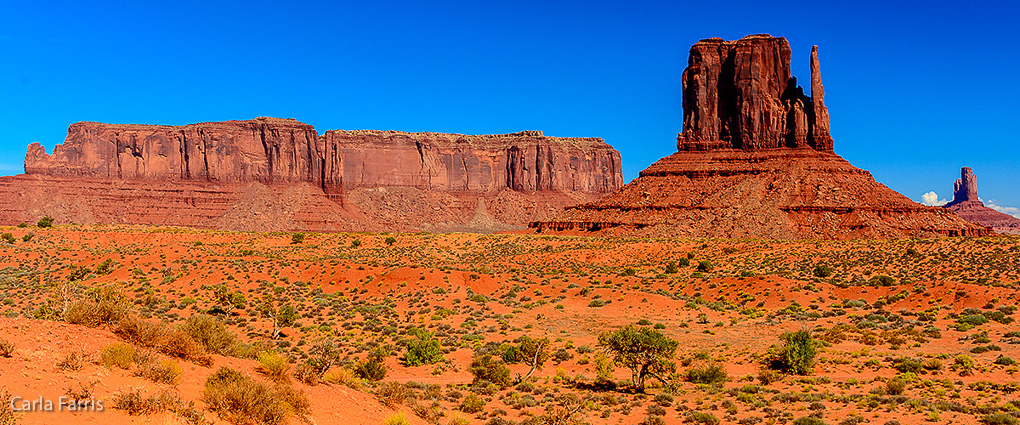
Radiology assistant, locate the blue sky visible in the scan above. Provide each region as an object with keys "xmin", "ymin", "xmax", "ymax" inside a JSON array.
[{"xmin": 1, "ymin": 0, "xmax": 1017, "ymax": 213}]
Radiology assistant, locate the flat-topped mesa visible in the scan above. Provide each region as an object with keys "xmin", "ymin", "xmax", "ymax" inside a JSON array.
[
  {"xmin": 677, "ymin": 34, "xmax": 833, "ymax": 152},
  {"xmin": 323, "ymin": 129, "xmax": 621, "ymax": 193},
  {"xmin": 24, "ymin": 118, "xmax": 623, "ymax": 205},
  {"xmin": 947, "ymin": 167, "xmax": 979, "ymax": 206}
]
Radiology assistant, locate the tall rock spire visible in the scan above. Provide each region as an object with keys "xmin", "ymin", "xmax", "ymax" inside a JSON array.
[
  {"xmin": 810, "ymin": 46, "xmax": 833, "ymax": 151},
  {"xmin": 950, "ymin": 167, "xmax": 979, "ymax": 204}
]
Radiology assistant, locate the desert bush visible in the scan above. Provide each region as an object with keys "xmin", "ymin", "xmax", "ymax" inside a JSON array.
[
  {"xmin": 376, "ymin": 382, "xmax": 412, "ymax": 409},
  {"xmin": 688, "ymin": 411, "xmax": 720, "ymax": 424},
  {"xmin": 469, "ymin": 354, "xmax": 512, "ymax": 387},
  {"xmin": 768, "ymin": 330, "xmax": 817, "ymax": 375},
  {"xmin": 355, "ymin": 350, "xmax": 388, "ymax": 381},
  {"xmin": 385, "ymin": 236, "xmax": 397, "ymax": 246},
  {"xmin": 885, "ymin": 378, "xmax": 906, "ymax": 395},
  {"xmin": 0, "ymin": 338, "xmax": 14, "ymax": 358},
  {"xmin": 66, "ymin": 286, "xmax": 131, "ymax": 327},
  {"xmin": 293, "ymin": 362, "xmax": 318, "ymax": 386},
  {"xmin": 697, "ymin": 261, "xmax": 714, "ymax": 272},
  {"xmin": 323, "ymin": 367, "xmax": 362, "ymax": 389},
  {"xmin": 758, "ymin": 369, "xmax": 784, "ymax": 385},
  {"xmin": 792, "ymin": 418, "xmax": 826, "ymax": 425},
  {"xmin": 404, "ymin": 330, "xmax": 444, "ymax": 366},
  {"xmin": 812, "ymin": 265, "xmax": 833, "ymax": 278},
  {"xmin": 112, "ymin": 389, "xmax": 180, "ymax": 416},
  {"xmin": 1, "ymin": 233, "xmax": 14, "ymax": 244},
  {"xmin": 981, "ymin": 414, "xmax": 1019, "ymax": 425},
  {"xmin": 115, "ymin": 315, "xmax": 211, "ymax": 366},
  {"xmin": 687, "ymin": 364, "xmax": 728, "ymax": 384},
  {"xmin": 101, "ymin": 342, "xmax": 137, "ymax": 369},
  {"xmin": 135, "ymin": 358, "xmax": 182, "ymax": 385},
  {"xmin": 954, "ymin": 354, "xmax": 975, "ymax": 376},
  {"xmin": 459, "ymin": 393, "xmax": 486, "ymax": 413},
  {"xmin": 179, "ymin": 314, "xmax": 246, "ymax": 357},
  {"xmin": 203, "ymin": 367, "xmax": 309, "ymax": 425},
  {"xmin": 1, "ymin": 389, "xmax": 18, "ymax": 425},
  {"xmin": 257, "ymin": 351, "xmax": 290, "ymax": 382},
  {"xmin": 57, "ymin": 350, "xmax": 87, "ymax": 371},
  {"xmin": 37, "ymin": 216, "xmax": 53, "ymax": 228},
  {"xmin": 664, "ymin": 261, "xmax": 680, "ymax": 274},
  {"xmin": 290, "ymin": 233, "xmax": 304, "ymax": 244},
  {"xmin": 384, "ymin": 413, "xmax": 411, "ymax": 425}
]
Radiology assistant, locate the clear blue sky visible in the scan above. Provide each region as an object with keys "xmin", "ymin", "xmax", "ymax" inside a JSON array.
[{"xmin": 1, "ymin": 0, "xmax": 1017, "ymax": 213}]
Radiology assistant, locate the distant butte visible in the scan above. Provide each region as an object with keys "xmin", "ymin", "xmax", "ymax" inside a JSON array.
[
  {"xmin": 1, "ymin": 118, "xmax": 622, "ymax": 232},
  {"xmin": 531, "ymin": 34, "xmax": 991, "ymax": 239},
  {"xmin": 943, "ymin": 167, "xmax": 1020, "ymax": 235}
]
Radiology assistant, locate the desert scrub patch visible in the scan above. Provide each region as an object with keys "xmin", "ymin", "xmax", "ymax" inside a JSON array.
[
  {"xmin": 203, "ymin": 367, "xmax": 309, "ymax": 425},
  {"xmin": 0, "ymin": 338, "xmax": 14, "ymax": 358},
  {"xmin": 101, "ymin": 342, "xmax": 137, "ymax": 369},
  {"xmin": 323, "ymin": 367, "xmax": 362, "ymax": 390},
  {"xmin": 135, "ymin": 358, "xmax": 182, "ymax": 385},
  {"xmin": 256, "ymin": 351, "xmax": 290, "ymax": 382}
]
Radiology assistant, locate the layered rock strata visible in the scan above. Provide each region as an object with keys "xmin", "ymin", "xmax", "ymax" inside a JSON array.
[
  {"xmin": 532, "ymin": 34, "xmax": 992, "ymax": 239},
  {"xmin": 3, "ymin": 118, "xmax": 622, "ymax": 232},
  {"xmin": 943, "ymin": 167, "xmax": 1020, "ymax": 235}
]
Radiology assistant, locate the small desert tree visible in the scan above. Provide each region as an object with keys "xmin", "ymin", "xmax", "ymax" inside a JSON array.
[
  {"xmin": 515, "ymin": 336, "xmax": 551, "ymax": 383},
  {"xmin": 210, "ymin": 283, "xmax": 247, "ymax": 315},
  {"xmin": 37, "ymin": 216, "xmax": 54, "ymax": 228},
  {"xmin": 258, "ymin": 292, "xmax": 297, "ymax": 339},
  {"xmin": 598, "ymin": 325, "xmax": 678, "ymax": 391}
]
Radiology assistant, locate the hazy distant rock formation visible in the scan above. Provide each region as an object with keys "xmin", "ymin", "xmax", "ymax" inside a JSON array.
[
  {"xmin": 943, "ymin": 167, "xmax": 1020, "ymax": 235},
  {"xmin": 3, "ymin": 118, "xmax": 622, "ymax": 232},
  {"xmin": 532, "ymin": 34, "xmax": 991, "ymax": 239}
]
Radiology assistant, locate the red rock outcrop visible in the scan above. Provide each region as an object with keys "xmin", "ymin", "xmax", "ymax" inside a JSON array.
[
  {"xmin": 944, "ymin": 167, "xmax": 1020, "ymax": 235},
  {"xmin": 532, "ymin": 34, "xmax": 992, "ymax": 239},
  {"xmin": 677, "ymin": 35, "xmax": 832, "ymax": 152},
  {"xmin": 3, "ymin": 119, "xmax": 622, "ymax": 232}
]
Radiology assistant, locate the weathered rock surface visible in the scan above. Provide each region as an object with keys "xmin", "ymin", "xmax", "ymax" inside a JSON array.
[
  {"xmin": 677, "ymin": 34, "xmax": 833, "ymax": 152},
  {"xmin": 3, "ymin": 119, "xmax": 622, "ymax": 232},
  {"xmin": 944, "ymin": 167, "xmax": 1020, "ymax": 235},
  {"xmin": 532, "ymin": 34, "xmax": 992, "ymax": 239}
]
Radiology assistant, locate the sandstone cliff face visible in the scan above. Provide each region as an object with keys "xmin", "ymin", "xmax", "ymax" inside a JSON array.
[
  {"xmin": 324, "ymin": 130, "xmax": 621, "ymax": 194},
  {"xmin": 9, "ymin": 118, "xmax": 621, "ymax": 232},
  {"xmin": 678, "ymin": 34, "xmax": 833, "ymax": 151},
  {"xmin": 943, "ymin": 167, "xmax": 1020, "ymax": 235},
  {"xmin": 533, "ymin": 34, "xmax": 991, "ymax": 240}
]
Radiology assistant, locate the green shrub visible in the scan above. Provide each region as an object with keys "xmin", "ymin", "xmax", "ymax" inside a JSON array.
[
  {"xmin": 459, "ymin": 394, "xmax": 486, "ymax": 413},
  {"xmin": 384, "ymin": 412, "xmax": 411, "ymax": 425},
  {"xmin": 384, "ymin": 236, "xmax": 397, "ymax": 246},
  {"xmin": 256, "ymin": 351, "xmax": 290, "ymax": 382},
  {"xmin": 101, "ymin": 342, "xmax": 137, "ymax": 369},
  {"xmin": 982, "ymin": 413, "xmax": 1019, "ymax": 425},
  {"xmin": 37, "ymin": 216, "xmax": 53, "ymax": 228},
  {"xmin": 769, "ymin": 330, "xmax": 816, "ymax": 375},
  {"xmin": 812, "ymin": 265, "xmax": 833, "ymax": 278},
  {"xmin": 469, "ymin": 354, "xmax": 511, "ymax": 387},
  {"xmin": 792, "ymin": 417, "xmax": 826, "ymax": 425},
  {"xmin": 403, "ymin": 330, "xmax": 444, "ymax": 366},
  {"xmin": 355, "ymin": 350, "xmax": 387, "ymax": 381},
  {"xmin": 290, "ymin": 233, "xmax": 304, "ymax": 244},
  {"xmin": 885, "ymin": 378, "xmax": 906, "ymax": 395},
  {"xmin": 323, "ymin": 368, "xmax": 362, "ymax": 389},
  {"xmin": 697, "ymin": 261, "xmax": 714, "ymax": 272},
  {"xmin": 1, "ymin": 233, "xmax": 14, "ymax": 244},
  {"xmin": 664, "ymin": 261, "xmax": 679, "ymax": 274},
  {"xmin": 688, "ymin": 411, "xmax": 719, "ymax": 424},
  {"xmin": 687, "ymin": 364, "xmax": 728, "ymax": 384}
]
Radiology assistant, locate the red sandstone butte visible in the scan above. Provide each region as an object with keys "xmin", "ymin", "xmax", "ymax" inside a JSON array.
[
  {"xmin": 943, "ymin": 167, "xmax": 1020, "ymax": 235},
  {"xmin": 1, "ymin": 118, "xmax": 622, "ymax": 232},
  {"xmin": 531, "ymin": 34, "xmax": 991, "ymax": 240}
]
